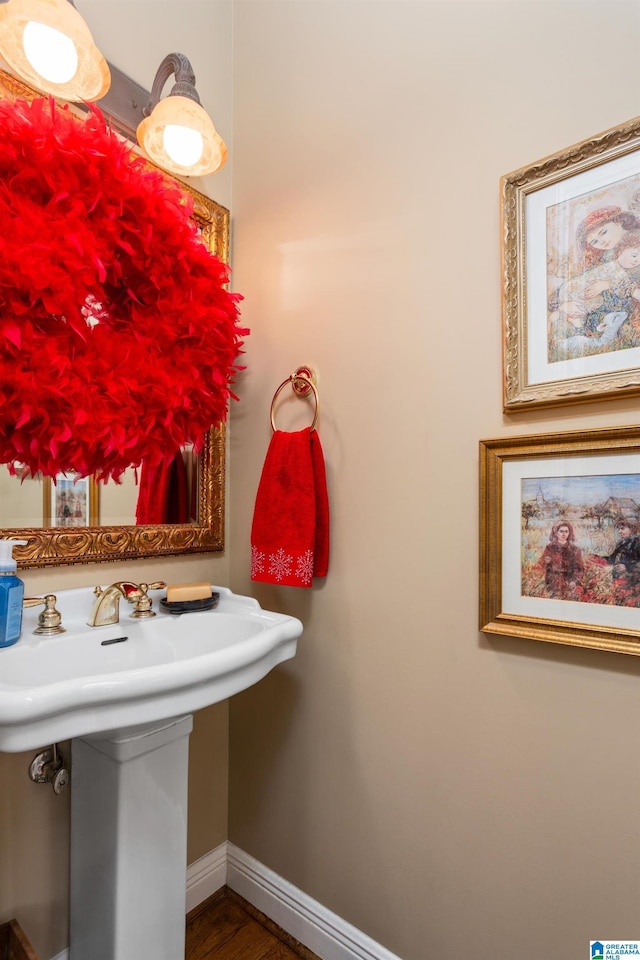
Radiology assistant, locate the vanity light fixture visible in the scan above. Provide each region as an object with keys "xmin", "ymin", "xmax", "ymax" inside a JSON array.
[
  {"xmin": 0, "ymin": 0, "xmax": 225, "ymax": 178},
  {"xmin": 136, "ymin": 52, "xmax": 227, "ymax": 178},
  {"xmin": 0, "ymin": 0, "xmax": 110, "ymax": 102}
]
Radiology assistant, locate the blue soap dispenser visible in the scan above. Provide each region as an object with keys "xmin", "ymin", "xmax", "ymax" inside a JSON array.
[{"xmin": 0, "ymin": 538, "xmax": 27, "ymax": 648}]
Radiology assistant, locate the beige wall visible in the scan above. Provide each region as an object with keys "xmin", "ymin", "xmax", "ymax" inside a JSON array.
[
  {"xmin": 228, "ymin": 3, "xmax": 640, "ymax": 959},
  {"xmin": 0, "ymin": 473, "xmax": 42, "ymax": 527},
  {"xmin": 0, "ymin": 3, "xmax": 233, "ymax": 959}
]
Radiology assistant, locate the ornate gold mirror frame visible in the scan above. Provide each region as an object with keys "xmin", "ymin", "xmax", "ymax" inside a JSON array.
[{"xmin": 0, "ymin": 68, "xmax": 229, "ymax": 568}]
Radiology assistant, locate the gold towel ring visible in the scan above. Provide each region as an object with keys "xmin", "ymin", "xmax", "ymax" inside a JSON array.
[{"xmin": 270, "ymin": 373, "xmax": 319, "ymax": 432}]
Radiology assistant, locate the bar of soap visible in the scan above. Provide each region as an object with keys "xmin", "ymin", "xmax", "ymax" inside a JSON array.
[{"xmin": 166, "ymin": 582, "xmax": 212, "ymax": 603}]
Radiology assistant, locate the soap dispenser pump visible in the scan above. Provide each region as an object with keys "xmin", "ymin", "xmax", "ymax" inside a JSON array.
[{"xmin": 0, "ymin": 538, "xmax": 27, "ymax": 647}]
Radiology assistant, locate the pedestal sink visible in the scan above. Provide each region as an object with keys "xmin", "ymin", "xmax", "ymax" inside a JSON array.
[{"xmin": 0, "ymin": 585, "xmax": 302, "ymax": 960}]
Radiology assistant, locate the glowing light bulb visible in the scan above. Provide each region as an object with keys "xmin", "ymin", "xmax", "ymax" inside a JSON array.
[
  {"xmin": 162, "ymin": 124, "xmax": 204, "ymax": 169},
  {"xmin": 22, "ymin": 20, "xmax": 78, "ymax": 84}
]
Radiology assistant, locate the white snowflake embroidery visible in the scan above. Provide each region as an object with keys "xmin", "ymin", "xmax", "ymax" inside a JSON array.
[
  {"xmin": 251, "ymin": 546, "xmax": 265, "ymax": 577},
  {"xmin": 269, "ymin": 548, "xmax": 293, "ymax": 582},
  {"xmin": 296, "ymin": 550, "xmax": 314, "ymax": 585}
]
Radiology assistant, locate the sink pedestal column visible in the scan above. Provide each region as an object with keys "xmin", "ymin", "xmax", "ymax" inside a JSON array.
[{"xmin": 70, "ymin": 714, "xmax": 193, "ymax": 960}]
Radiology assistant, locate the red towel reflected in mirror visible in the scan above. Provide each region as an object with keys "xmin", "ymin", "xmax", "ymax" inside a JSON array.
[{"xmin": 135, "ymin": 451, "xmax": 190, "ymax": 525}]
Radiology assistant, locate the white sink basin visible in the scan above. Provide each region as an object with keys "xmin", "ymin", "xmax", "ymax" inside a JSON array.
[{"xmin": 0, "ymin": 585, "xmax": 302, "ymax": 752}]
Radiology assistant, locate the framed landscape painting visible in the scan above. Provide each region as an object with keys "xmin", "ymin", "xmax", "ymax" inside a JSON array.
[
  {"xmin": 43, "ymin": 473, "xmax": 99, "ymax": 528},
  {"xmin": 502, "ymin": 115, "xmax": 640, "ymax": 410},
  {"xmin": 480, "ymin": 425, "xmax": 640, "ymax": 656}
]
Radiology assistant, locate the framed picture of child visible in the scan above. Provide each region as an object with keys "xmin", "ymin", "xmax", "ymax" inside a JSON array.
[
  {"xmin": 480, "ymin": 425, "xmax": 640, "ymax": 657},
  {"xmin": 502, "ymin": 114, "xmax": 640, "ymax": 409},
  {"xmin": 43, "ymin": 473, "xmax": 99, "ymax": 528}
]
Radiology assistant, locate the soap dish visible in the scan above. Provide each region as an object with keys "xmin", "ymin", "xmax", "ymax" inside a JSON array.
[{"xmin": 160, "ymin": 594, "xmax": 220, "ymax": 615}]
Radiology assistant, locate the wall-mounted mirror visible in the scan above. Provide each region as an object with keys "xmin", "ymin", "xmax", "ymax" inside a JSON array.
[{"xmin": 0, "ymin": 68, "xmax": 229, "ymax": 568}]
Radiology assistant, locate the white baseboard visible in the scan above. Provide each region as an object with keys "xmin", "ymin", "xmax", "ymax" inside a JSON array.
[
  {"xmin": 226, "ymin": 843, "xmax": 403, "ymax": 960},
  {"xmin": 186, "ymin": 841, "xmax": 229, "ymax": 913},
  {"xmin": 50, "ymin": 842, "xmax": 401, "ymax": 960}
]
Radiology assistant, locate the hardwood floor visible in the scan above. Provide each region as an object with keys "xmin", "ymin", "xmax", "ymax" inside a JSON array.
[
  {"xmin": 0, "ymin": 919, "xmax": 39, "ymax": 960},
  {"xmin": 186, "ymin": 888, "xmax": 321, "ymax": 960}
]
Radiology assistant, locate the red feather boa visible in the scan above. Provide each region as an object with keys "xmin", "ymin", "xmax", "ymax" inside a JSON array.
[{"xmin": 0, "ymin": 97, "xmax": 246, "ymax": 481}]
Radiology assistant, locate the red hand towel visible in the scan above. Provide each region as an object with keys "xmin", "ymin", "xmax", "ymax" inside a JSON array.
[
  {"xmin": 135, "ymin": 459, "xmax": 170, "ymax": 525},
  {"xmin": 310, "ymin": 430, "xmax": 329, "ymax": 577},
  {"xmin": 251, "ymin": 427, "xmax": 329, "ymax": 587},
  {"xmin": 165, "ymin": 451, "xmax": 189, "ymax": 523},
  {"xmin": 135, "ymin": 452, "xmax": 188, "ymax": 525}
]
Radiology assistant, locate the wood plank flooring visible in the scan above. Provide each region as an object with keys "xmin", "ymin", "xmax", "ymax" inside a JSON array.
[
  {"xmin": 0, "ymin": 919, "xmax": 39, "ymax": 960},
  {"xmin": 186, "ymin": 888, "xmax": 321, "ymax": 960}
]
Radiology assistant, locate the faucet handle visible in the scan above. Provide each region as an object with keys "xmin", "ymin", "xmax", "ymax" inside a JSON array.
[
  {"xmin": 128, "ymin": 581, "xmax": 167, "ymax": 619},
  {"xmin": 23, "ymin": 594, "xmax": 66, "ymax": 636}
]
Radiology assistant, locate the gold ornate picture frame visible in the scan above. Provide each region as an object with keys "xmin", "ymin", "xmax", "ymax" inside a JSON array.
[
  {"xmin": 43, "ymin": 474, "xmax": 99, "ymax": 527},
  {"xmin": 502, "ymin": 116, "xmax": 640, "ymax": 410},
  {"xmin": 480, "ymin": 425, "xmax": 640, "ymax": 657}
]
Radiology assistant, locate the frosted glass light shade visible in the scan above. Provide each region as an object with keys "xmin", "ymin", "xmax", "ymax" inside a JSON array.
[
  {"xmin": 137, "ymin": 95, "xmax": 227, "ymax": 178},
  {"xmin": 0, "ymin": 0, "xmax": 110, "ymax": 102}
]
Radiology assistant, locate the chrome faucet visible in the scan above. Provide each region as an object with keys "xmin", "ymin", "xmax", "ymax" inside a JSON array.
[{"xmin": 87, "ymin": 581, "xmax": 166, "ymax": 627}]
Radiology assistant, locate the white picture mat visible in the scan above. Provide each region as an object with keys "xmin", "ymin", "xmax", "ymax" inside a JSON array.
[{"xmin": 502, "ymin": 453, "xmax": 640, "ymax": 631}]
